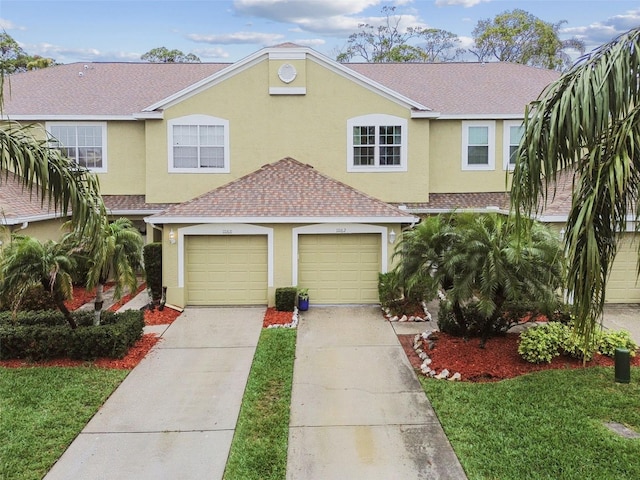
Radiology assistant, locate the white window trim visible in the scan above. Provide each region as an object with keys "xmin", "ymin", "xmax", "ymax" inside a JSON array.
[
  {"xmin": 461, "ymin": 120, "xmax": 495, "ymax": 171},
  {"xmin": 45, "ymin": 121, "xmax": 107, "ymax": 173},
  {"xmin": 503, "ymin": 120, "xmax": 524, "ymax": 171},
  {"xmin": 168, "ymin": 114, "xmax": 230, "ymax": 173},
  {"xmin": 347, "ymin": 114, "xmax": 407, "ymax": 172}
]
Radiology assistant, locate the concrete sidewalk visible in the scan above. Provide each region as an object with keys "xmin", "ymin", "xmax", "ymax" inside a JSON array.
[
  {"xmin": 286, "ymin": 306, "xmax": 467, "ymax": 479},
  {"xmin": 603, "ymin": 304, "xmax": 640, "ymax": 344},
  {"xmin": 45, "ymin": 307, "xmax": 264, "ymax": 480}
]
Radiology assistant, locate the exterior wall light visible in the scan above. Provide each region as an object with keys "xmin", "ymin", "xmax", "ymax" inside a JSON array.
[
  {"xmin": 389, "ymin": 229, "xmax": 396, "ymax": 244},
  {"xmin": 169, "ymin": 228, "xmax": 176, "ymax": 244}
]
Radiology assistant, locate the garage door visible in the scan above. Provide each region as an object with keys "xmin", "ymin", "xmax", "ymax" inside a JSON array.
[
  {"xmin": 298, "ymin": 234, "xmax": 381, "ymax": 304},
  {"xmin": 185, "ymin": 235, "xmax": 268, "ymax": 305},
  {"xmin": 606, "ymin": 233, "xmax": 640, "ymax": 303}
]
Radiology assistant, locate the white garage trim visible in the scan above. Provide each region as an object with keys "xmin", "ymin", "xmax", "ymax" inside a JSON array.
[
  {"xmin": 176, "ymin": 224, "xmax": 274, "ymax": 288},
  {"xmin": 291, "ymin": 223, "xmax": 388, "ymax": 286}
]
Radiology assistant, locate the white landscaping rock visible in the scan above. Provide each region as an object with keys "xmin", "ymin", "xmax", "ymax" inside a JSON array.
[{"xmin": 449, "ymin": 372, "xmax": 462, "ymax": 382}]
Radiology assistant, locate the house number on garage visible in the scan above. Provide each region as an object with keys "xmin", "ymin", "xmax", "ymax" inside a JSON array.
[
  {"xmin": 335, "ymin": 228, "xmax": 347, "ymax": 233},
  {"xmin": 222, "ymin": 229, "xmax": 233, "ymax": 234}
]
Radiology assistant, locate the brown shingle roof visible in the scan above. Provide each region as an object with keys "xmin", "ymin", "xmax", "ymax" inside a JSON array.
[
  {"xmin": 346, "ymin": 62, "xmax": 559, "ymax": 115},
  {"xmin": 2, "ymin": 53, "xmax": 559, "ymax": 117},
  {"xmin": 151, "ymin": 157, "xmax": 416, "ymax": 222},
  {"xmin": 2, "ymin": 62, "xmax": 228, "ymax": 116},
  {"xmin": 103, "ymin": 195, "xmax": 176, "ymax": 214},
  {"xmin": 400, "ymin": 192, "xmax": 511, "ymax": 212},
  {"xmin": 0, "ymin": 172, "xmax": 61, "ymax": 224}
]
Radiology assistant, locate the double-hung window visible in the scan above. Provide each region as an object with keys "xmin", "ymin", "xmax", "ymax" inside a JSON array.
[
  {"xmin": 462, "ymin": 121, "xmax": 495, "ymax": 171},
  {"xmin": 168, "ymin": 115, "xmax": 229, "ymax": 173},
  {"xmin": 47, "ymin": 122, "xmax": 107, "ymax": 172},
  {"xmin": 347, "ymin": 114, "xmax": 407, "ymax": 172},
  {"xmin": 503, "ymin": 120, "xmax": 524, "ymax": 170}
]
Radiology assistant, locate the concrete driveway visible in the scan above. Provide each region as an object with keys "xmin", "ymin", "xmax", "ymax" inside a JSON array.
[
  {"xmin": 286, "ymin": 306, "xmax": 466, "ymax": 479},
  {"xmin": 45, "ymin": 307, "xmax": 264, "ymax": 480}
]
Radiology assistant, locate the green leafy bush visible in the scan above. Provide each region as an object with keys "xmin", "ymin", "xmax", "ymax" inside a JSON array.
[
  {"xmin": 517, "ymin": 322, "xmax": 568, "ymax": 363},
  {"xmin": 275, "ymin": 287, "xmax": 297, "ymax": 312},
  {"xmin": 0, "ymin": 284, "xmax": 58, "ymax": 312},
  {"xmin": 438, "ymin": 300, "xmax": 514, "ymax": 338},
  {"xmin": 599, "ymin": 330, "xmax": 638, "ymax": 357},
  {"xmin": 0, "ymin": 310, "xmax": 144, "ymax": 360},
  {"xmin": 143, "ymin": 242, "xmax": 162, "ymax": 301},
  {"xmin": 378, "ymin": 271, "xmax": 426, "ymax": 316},
  {"xmin": 519, "ymin": 322, "xmax": 639, "ymax": 363}
]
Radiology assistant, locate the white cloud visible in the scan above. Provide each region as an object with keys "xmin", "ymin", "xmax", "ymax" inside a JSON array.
[
  {"xmin": 294, "ymin": 38, "xmax": 326, "ymax": 47},
  {"xmin": 192, "ymin": 47, "xmax": 231, "ymax": 60},
  {"xmin": 562, "ymin": 9, "xmax": 640, "ymax": 50},
  {"xmin": 0, "ymin": 18, "xmax": 25, "ymax": 31},
  {"xmin": 234, "ymin": 0, "xmax": 381, "ymax": 21},
  {"xmin": 22, "ymin": 42, "xmax": 139, "ymax": 62},
  {"xmin": 435, "ymin": 0, "xmax": 489, "ymax": 7},
  {"xmin": 186, "ymin": 31, "xmax": 285, "ymax": 45}
]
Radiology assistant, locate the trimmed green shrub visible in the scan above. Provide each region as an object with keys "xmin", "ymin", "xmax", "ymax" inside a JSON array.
[
  {"xmin": 143, "ymin": 242, "xmax": 162, "ymax": 301},
  {"xmin": 0, "ymin": 284, "xmax": 58, "ymax": 312},
  {"xmin": 0, "ymin": 310, "xmax": 144, "ymax": 360},
  {"xmin": 0, "ymin": 309, "xmax": 94, "ymax": 327},
  {"xmin": 599, "ymin": 330, "xmax": 638, "ymax": 357},
  {"xmin": 275, "ymin": 287, "xmax": 297, "ymax": 312},
  {"xmin": 518, "ymin": 322, "xmax": 568, "ymax": 363},
  {"xmin": 519, "ymin": 322, "xmax": 639, "ymax": 363}
]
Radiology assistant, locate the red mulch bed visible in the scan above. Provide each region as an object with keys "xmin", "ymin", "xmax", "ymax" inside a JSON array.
[
  {"xmin": 263, "ymin": 307, "xmax": 294, "ymax": 328},
  {"xmin": 144, "ymin": 306, "xmax": 182, "ymax": 326},
  {"xmin": 399, "ymin": 331, "xmax": 640, "ymax": 382}
]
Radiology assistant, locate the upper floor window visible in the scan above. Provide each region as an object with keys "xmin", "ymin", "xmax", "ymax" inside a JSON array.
[
  {"xmin": 47, "ymin": 122, "xmax": 107, "ymax": 173},
  {"xmin": 462, "ymin": 121, "xmax": 495, "ymax": 171},
  {"xmin": 168, "ymin": 115, "xmax": 230, "ymax": 173},
  {"xmin": 503, "ymin": 120, "xmax": 524, "ymax": 170},
  {"xmin": 347, "ymin": 114, "xmax": 407, "ymax": 172}
]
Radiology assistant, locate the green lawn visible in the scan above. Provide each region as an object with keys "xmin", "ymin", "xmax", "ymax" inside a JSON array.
[
  {"xmin": 421, "ymin": 367, "xmax": 640, "ymax": 480},
  {"xmin": 0, "ymin": 367, "xmax": 128, "ymax": 480},
  {"xmin": 224, "ymin": 328, "xmax": 297, "ymax": 480}
]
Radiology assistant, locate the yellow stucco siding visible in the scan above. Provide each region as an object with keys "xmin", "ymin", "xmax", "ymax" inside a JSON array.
[
  {"xmin": 0, "ymin": 218, "xmax": 69, "ymax": 245},
  {"xmin": 144, "ymin": 58, "xmax": 429, "ymax": 204},
  {"xmin": 96, "ymin": 121, "xmax": 146, "ymax": 195},
  {"xmin": 429, "ymin": 120, "xmax": 513, "ymax": 194}
]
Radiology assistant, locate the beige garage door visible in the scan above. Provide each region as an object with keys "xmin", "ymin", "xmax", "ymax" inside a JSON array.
[
  {"xmin": 185, "ymin": 235, "xmax": 268, "ymax": 305},
  {"xmin": 606, "ymin": 233, "xmax": 640, "ymax": 303},
  {"xmin": 298, "ymin": 234, "xmax": 381, "ymax": 304}
]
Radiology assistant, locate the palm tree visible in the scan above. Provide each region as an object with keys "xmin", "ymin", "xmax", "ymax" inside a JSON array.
[
  {"xmin": 395, "ymin": 213, "xmax": 564, "ymax": 345},
  {"xmin": 1, "ymin": 73, "xmax": 106, "ymax": 254},
  {"xmin": 0, "ymin": 236, "xmax": 77, "ymax": 328},
  {"xmin": 511, "ymin": 27, "xmax": 640, "ymax": 345},
  {"xmin": 80, "ymin": 217, "xmax": 144, "ymax": 325}
]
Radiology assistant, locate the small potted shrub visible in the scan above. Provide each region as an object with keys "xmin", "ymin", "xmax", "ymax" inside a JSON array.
[{"xmin": 297, "ymin": 288, "xmax": 309, "ymax": 311}]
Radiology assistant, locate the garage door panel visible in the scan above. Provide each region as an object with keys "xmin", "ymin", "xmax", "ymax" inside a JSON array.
[
  {"xmin": 298, "ymin": 234, "xmax": 381, "ymax": 304},
  {"xmin": 606, "ymin": 234, "xmax": 640, "ymax": 303},
  {"xmin": 186, "ymin": 235, "xmax": 267, "ymax": 305}
]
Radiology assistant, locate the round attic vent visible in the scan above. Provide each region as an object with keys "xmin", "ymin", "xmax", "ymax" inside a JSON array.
[{"xmin": 278, "ymin": 63, "xmax": 297, "ymax": 84}]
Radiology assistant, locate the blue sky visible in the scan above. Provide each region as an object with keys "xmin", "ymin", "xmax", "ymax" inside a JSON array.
[{"xmin": 1, "ymin": 0, "xmax": 638, "ymax": 64}]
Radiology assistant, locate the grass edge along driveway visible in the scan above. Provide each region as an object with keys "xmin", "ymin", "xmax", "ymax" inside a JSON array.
[
  {"xmin": 421, "ymin": 367, "xmax": 640, "ymax": 480},
  {"xmin": 224, "ymin": 327, "xmax": 296, "ymax": 480},
  {"xmin": 0, "ymin": 367, "xmax": 128, "ymax": 480}
]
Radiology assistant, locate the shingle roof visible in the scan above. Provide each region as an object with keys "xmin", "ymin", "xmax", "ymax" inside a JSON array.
[
  {"xmin": 2, "ymin": 62, "xmax": 228, "ymax": 116},
  {"xmin": 400, "ymin": 192, "xmax": 511, "ymax": 212},
  {"xmin": 151, "ymin": 157, "xmax": 417, "ymax": 222},
  {"xmin": 0, "ymin": 172, "xmax": 61, "ymax": 224},
  {"xmin": 2, "ymin": 53, "xmax": 559, "ymax": 117},
  {"xmin": 102, "ymin": 195, "xmax": 176, "ymax": 214},
  {"xmin": 346, "ymin": 62, "xmax": 559, "ymax": 115}
]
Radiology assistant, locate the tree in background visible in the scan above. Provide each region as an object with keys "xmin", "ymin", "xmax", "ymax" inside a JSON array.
[
  {"xmin": 337, "ymin": 6, "xmax": 463, "ymax": 63},
  {"xmin": 0, "ymin": 32, "xmax": 55, "ymax": 73},
  {"xmin": 472, "ymin": 9, "xmax": 585, "ymax": 70},
  {"xmin": 141, "ymin": 47, "xmax": 201, "ymax": 63},
  {"xmin": 511, "ymin": 28, "xmax": 640, "ymax": 347}
]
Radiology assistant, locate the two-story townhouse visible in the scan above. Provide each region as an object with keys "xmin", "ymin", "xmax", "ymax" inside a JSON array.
[{"xmin": 3, "ymin": 44, "xmax": 636, "ymax": 306}]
